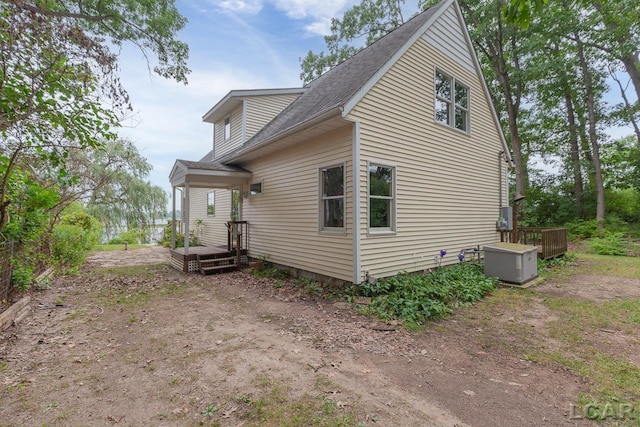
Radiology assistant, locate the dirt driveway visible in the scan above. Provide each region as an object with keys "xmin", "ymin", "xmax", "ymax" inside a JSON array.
[{"xmin": 0, "ymin": 248, "xmax": 606, "ymax": 426}]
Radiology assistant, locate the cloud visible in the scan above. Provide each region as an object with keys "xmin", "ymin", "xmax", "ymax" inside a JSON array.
[
  {"xmin": 211, "ymin": 0, "xmax": 264, "ymax": 14},
  {"xmin": 207, "ymin": 0, "xmax": 354, "ymax": 37},
  {"xmin": 304, "ymin": 20, "xmax": 332, "ymax": 37},
  {"xmin": 271, "ymin": 0, "xmax": 350, "ymax": 19},
  {"xmin": 270, "ymin": 0, "xmax": 355, "ymax": 36}
]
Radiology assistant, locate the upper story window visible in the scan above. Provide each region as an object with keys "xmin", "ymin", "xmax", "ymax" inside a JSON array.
[
  {"xmin": 319, "ymin": 164, "xmax": 345, "ymax": 232},
  {"xmin": 435, "ymin": 70, "xmax": 469, "ymax": 132},
  {"xmin": 224, "ymin": 116, "xmax": 231, "ymax": 140}
]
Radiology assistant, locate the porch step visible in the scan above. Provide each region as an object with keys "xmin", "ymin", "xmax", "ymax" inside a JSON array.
[
  {"xmin": 200, "ymin": 264, "xmax": 237, "ymax": 274},
  {"xmin": 197, "ymin": 255, "xmax": 237, "ymax": 275}
]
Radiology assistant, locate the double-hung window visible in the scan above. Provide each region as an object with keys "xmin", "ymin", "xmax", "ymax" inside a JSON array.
[
  {"xmin": 368, "ymin": 163, "xmax": 395, "ymax": 232},
  {"xmin": 435, "ymin": 70, "xmax": 469, "ymax": 132},
  {"xmin": 319, "ymin": 164, "xmax": 345, "ymax": 231}
]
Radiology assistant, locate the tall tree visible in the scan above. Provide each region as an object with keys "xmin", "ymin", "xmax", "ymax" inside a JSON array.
[
  {"xmin": 0, "ymin": 0, "xmax": 188, "ymax": 234},
  {"xmin": 455, "ymin": 0, "xmax": 530, "ymax": 199},
  {"xmin": 300, "ymin": 0, "xmax": 407, "ymax": 83}
]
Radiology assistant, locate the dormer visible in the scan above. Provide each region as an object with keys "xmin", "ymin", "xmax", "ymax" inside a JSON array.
[{"xmin": 202, "ymin": 88, "xmax": 305, "ymax": 161}]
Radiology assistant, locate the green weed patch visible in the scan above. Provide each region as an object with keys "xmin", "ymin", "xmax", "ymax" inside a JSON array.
[{"xmin": 360, "ymin": 263, "xmax": 498, "ymax": 326}]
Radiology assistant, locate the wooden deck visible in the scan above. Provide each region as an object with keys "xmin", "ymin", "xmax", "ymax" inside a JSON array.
[
  {"xmin": 518, "ymin": 227, "xmax": 568, "ymax": 260},
  {"xmin": 170, "ymin": 221, "xmax": 249, "ymax": 274},
  {"xmin": 170, "ymin": 246, "xmax": 232, "ymax": 273}
]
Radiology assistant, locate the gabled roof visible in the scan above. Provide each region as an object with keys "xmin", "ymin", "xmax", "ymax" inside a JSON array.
[
  {"xmin": 169, "ymin": 159, "xmax": 251, "ymax": 188},
  {"xmin": 218, "ymin": 0, "xmax": 449, "ymax": 163},
  {"xmin": 202, "ymin": 87, "xmax": 306, "ymax": 124}
]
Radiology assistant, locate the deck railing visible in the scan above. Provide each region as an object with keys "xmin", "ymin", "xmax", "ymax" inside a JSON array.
[
  {"xmin": 226, "ymin": 221, "xmax": 248, "ymax": 266},
  {"xmin": 518, "ymin": 227, "xmax": 568, "ymax": 260}
]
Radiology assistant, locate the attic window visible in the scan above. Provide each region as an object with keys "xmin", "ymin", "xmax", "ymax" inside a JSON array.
[
  {"xmin": 435, "ymin": 70, "xmax": 469, "ymax": 132},
  {"xmin": 224, "ymin": 116, "xmax": 231, "ymax": 140}
]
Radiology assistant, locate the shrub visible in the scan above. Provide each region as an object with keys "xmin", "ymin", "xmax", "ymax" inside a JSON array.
[
  {"xmin": 118, "ymin": 229, "xmax": 142, "ymax": 245},
  {"xmin": 565, "ymin": 219, "xmax": 599, "ymax": 240},
  {"xmin": 51, "ymin": 224, "xmax": 92, "ymax": 271},
  {"xmin": 589, "ymin": 232, "xmax": 627, "ymax": 256},
  {"xmin": 360, "ymin": 263, "xmax": 498, "ymax": 326},
  {"xmin": 12, "ymin": 262, "xmax": 35, "ymax": 291}
]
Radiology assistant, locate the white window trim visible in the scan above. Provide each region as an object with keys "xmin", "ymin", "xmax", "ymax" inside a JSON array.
[
  {"xmin": 367, "ymin": 160, "xmax": 396, "ymax": 236},
  {"xmin": 434, "ymin": 67, "xmax": 471, "ymax": 134},
  {"xmin": 224, "ymin": 115, "xmax": 231, "ymax": 140},
  {"xmin": 248, "ymin": 180, "xmax": 263, "ymax": 197},
  {"xmin": 318, "ymin": 162, "xmax": 347, "ymax": 235},
  {"xmin": 207, "ymin": 191, "xmax": 215, "ymax": 217}
]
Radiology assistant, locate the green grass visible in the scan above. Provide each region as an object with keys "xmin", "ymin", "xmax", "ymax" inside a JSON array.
[
  {"xmin": 91, "ymin": 243, "xmax": 148, "ymax": 252},
  {"xmin": 234, "ymin": 375, "xmax": 359, "ymax": 427},
  {"xmin": 577, "ymin": 253, "xmax": 640, "ymax": 278},
  {"xmin": 87, "ymin": 264, "xmax": 171, "ymax": 281},
  {"xmin": 449, "ymin": 252, "xmax": 640, "ymax": 424}
]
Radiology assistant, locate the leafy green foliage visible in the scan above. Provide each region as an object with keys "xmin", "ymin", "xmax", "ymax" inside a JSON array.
[
  {"xmin": 83, "ymin": 139, "xmax": 168, "ymax": 243},
  {"xmin": 300, "ymin": 0, "xmax": 407, "ymax": 83},
  {"xmin": 51, "ymin": 209, "xmax": 101, "ymax": 272},
  {"xmin": 502, "ymin": 0, "xmax": 549, "ymax": 28},
  {"xmin": 588, "ymin": 232, "xmax": 628, "ymax": 256},
  {"xmin": 360, "ymin": 263, "xmax": 498, "ymax": 326}
]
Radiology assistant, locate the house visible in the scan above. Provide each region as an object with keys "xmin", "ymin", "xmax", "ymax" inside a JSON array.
[{"xmin": 169, "ymin": 0, "xmax": 512, "ymax": 283}]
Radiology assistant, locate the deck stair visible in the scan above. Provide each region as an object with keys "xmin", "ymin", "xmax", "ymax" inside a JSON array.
[
  {"xmin": 195, "ymin": 221, "xmax": 249, "ymax": 275},
  {"xmin": 197, "ymin": 253, "xmax": 237, "ymax": 275}
]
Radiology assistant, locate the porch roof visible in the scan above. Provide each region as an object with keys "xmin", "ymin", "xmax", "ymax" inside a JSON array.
[{"xmin": 169, "ymin": 159, "xmax": 251, "ymax": 188}]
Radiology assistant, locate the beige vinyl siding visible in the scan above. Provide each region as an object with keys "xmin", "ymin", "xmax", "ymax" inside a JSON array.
[
  {"xmin": 422, "ymin": 3, "xmax": 475, "ymax": 73},
  {"xmin": 188, "ymin": 188, "xmax": 232, "ymax": 246},
  {"xmin": 214, "ymin": 105, "xmax": 244, "ymax": 160},
  {"xmin": 245, "ymin": 94, "xmax": 299, "ymax": 141},
  {"xmin": 241, "ymin": 126, "xmax": 354, "ymax": 282},
  {"xmin": 347, "ymin": 37, "xmax": 504, "ymax": 281}
]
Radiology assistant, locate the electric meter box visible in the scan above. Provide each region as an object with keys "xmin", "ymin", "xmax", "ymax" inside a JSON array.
[
  {"xmin": 483, "ymin": 243, "xmax": 538, "ymax": 284},
  {"xmin": 496, "ymin": 206, "xmax": 513, "ymax": 231}
]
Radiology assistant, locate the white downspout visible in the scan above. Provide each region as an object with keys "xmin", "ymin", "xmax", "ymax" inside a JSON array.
[
  {"xmin": 242, "ymin": 99, "xmax": 247, "ymax": 144},
  {"xmin": 352, "ymin": 122, "xmax": 361, "ymax": 284}
]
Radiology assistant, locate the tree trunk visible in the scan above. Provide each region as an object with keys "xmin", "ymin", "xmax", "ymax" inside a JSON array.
[
  {"xmin": 575, "ymin": 32, "xmax": 606, "ymax": 228},
  {"xmin": 564, "ymin": 88, "xmax": 584, "ymax": 218},
  {"xmin": 620, "ymin": 54, "xmax": 640, "ymax": 102}
]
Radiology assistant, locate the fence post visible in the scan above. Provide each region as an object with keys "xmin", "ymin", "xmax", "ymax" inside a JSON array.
[{"xmin": 0, "ymin": 241, "xmax": 15, "ymax": 302}]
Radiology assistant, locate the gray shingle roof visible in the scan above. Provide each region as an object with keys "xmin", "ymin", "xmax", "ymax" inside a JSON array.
[
  {"xmin": 221, "ymin": 1, "xmax": 445, "ymax": 161},
  {"xmin": 175, "ymin": 159, "xmax": 250, "ymax": 173},
  {"xmin": 198, "ymin": 150, "xmax": 213, "ymax": 162}
]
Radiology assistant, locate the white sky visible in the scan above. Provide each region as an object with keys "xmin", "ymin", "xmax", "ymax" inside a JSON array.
[{"xmin": 116, "ymin": 0, "xmax": 365, "ymax": 206}]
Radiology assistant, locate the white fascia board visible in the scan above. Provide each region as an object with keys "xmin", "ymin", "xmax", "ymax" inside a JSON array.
[
  {"xmin": 202, "ymin": 87, "xmax": 305, "ymax": 123},
  {"xmin": 168, "ymin": 160, "xmax": 187, "ymax": 181}
]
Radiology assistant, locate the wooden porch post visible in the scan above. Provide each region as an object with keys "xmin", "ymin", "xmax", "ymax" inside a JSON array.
[
  {"xmin": 171, "ymin": 186, "xmax": 176, "ymax": 250},
  {"xmin": 184, "ymin": 181, "xmax": 190, "ymax": 255}
]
